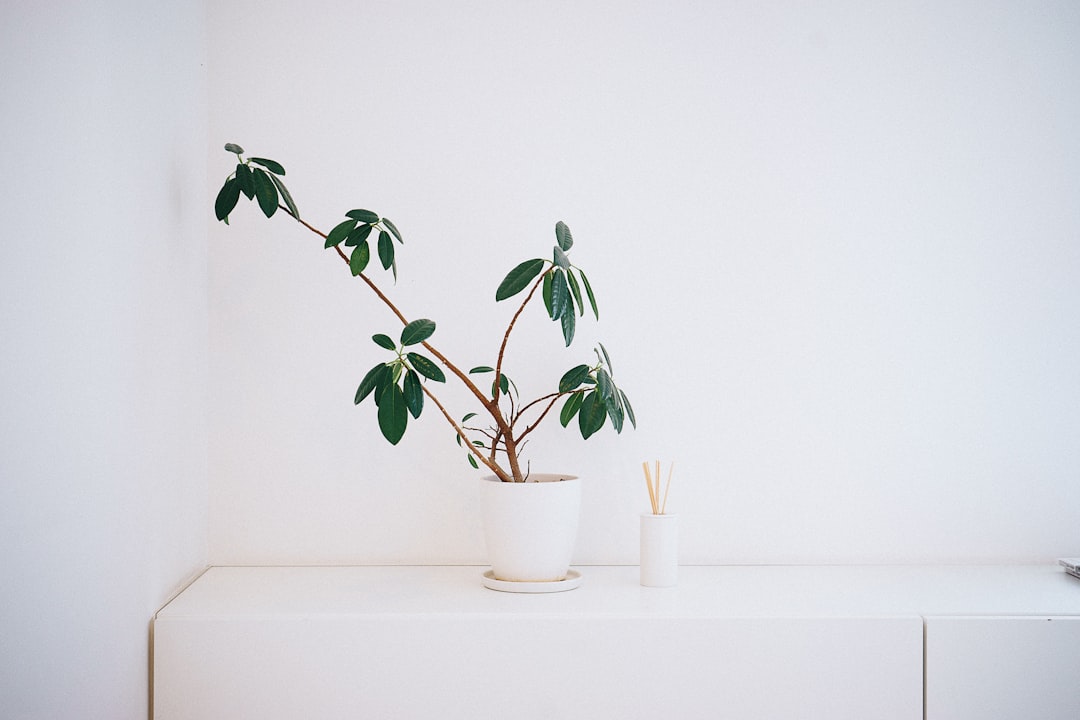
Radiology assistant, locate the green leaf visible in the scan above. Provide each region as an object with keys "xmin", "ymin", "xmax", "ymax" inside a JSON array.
[
  {"xmin": 566, "ymin": 270, "xmax": 584, "ymax": 317},
  {"xmin": 350, "ymin": 242, "xmax": 370, "ymax": 275},
  {"xmin": 214, "ymin": 177, "xmax": 241, "ymax": 221},
  {"xmin": 578, "ymin": 268, "xmax": 599, "ymax": 320},
  {"xmin": 345, "ymin": 224, "xmax": 373, "ymax": 247},
  {"xmin": 553, "ymin": 245, "xmax": 571, "ymax": 271},
  {"xmin": 578, "ymin": 391, "xmax": 607, "ymax": 440},
  {"xmin": 378, "ymin": 230, "xmax": 392, "ymax": 255},
  {"xmin": 373, "ymin": 365, "xmax": 393, "ymax": 405},
  {"xmin": 325, "ymin": 219, "xmax": 357, "ymax": 248},
  {"xmin": 469, "ymin": 366, "xmax": 495, "ymax": 374},
  {"xmin": 607, "ymin": 403, "xmax": 625, "ymax": 433},
  {"xmin": 555, "ymin": 220, "xmax": 573, "ymax": 251},
  {"xmin": 266, "ymin": 172, "xmax": 299, "ymax": 219},
  {"xmin": 550, "ymin": 270, "xmax": 570, "ymax": 320},
  {"xmin": 407, "ymin": 352, "xmax": 446, "ymax": 382},
  {"xmin": 235, "ymin": 163, "xmax": 255, "ymax": 199},
  {"xmin": 403, "ymin": 370, "xmax": 424, "ymax": 419},
  {"xmin": 462, "ymin": 412, "xmax": 478, "ymax": 423},
  {"xmin": 598, "ymin": 342, "xmax": 614, "ymax": 375},
  {"xmin": 250, "ymin": 157, "xmax": 286, "ymax": 175},
  {"xmin": 251, "ymin": 168, "xmax": 279, "ymax": 217},
  {"xmin": 377, "ymin": 383, "xmax": 408, "ymax": 445},
  {"xmin": 378, "ymin": 230, "xmax": 394, "ymax": 270},
  {"xmin": 605, "ymin": 387, "xmax": 625, "ymax": 433},
  {"xmin": 560, "ymin": 392, "xmax": 583, "ymax": 427},
  {"xmin": 346, "ymin": 209, "xmax": 380, "ymax": 223},
  {"xmin": 382, "ymin": 217, "xmax": 403, "ymax": 244},
  {"xmin": 495, "ymin": 259, "xmax": 546, "ymax": 301},
  {"xmin": 372, "ymin": 333, "xmax": 396, "ymax": 350},
  {"xmin": 595, "ymin": 368, "xmax": 615, "ymax": 401},
  {"xmin": 542, "ymin": 271, "xmax": 554, "ymax": 316},
  {"xmin": 355, "ymin": 364, "xmax": 388, "ymax": 405},
  {"xmin": 619, "ymin": 388, "xmax": 637, "ymax": 429},
  {"xmin": 559, "ymin": 365, "xmax": 591, "ymax": 393},
  {"xmin": 224, "ymin": 143, "xmax": 245, "ymax": 155},
  {"xmin": 560, "ymin": 303, "xmax": 576, "ymax": 346},
  {"xmin": 467, "ymin": 454, "xmax": 479, "ymax": 469},
  {"xmin": 401, "ymin": 319, "xmax": 436, "ymax": 346}
]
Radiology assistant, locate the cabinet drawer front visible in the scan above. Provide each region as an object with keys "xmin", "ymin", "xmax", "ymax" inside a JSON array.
[{"xmin": 925, "ymin": 616, "xmax": 1080, "ymax": 720}]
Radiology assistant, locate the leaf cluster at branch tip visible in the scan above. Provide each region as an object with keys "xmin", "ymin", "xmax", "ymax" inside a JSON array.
[
  {"xmin": 556, "ymin": 343, "xmax": 636, "ymax": 439},
  {"xmin": 355, "ymin": 319, "xmax": 445, "ymax": 444},
  {"xmin": 214, "ymin": 144, "xmax": 298, "ymax": 223}
]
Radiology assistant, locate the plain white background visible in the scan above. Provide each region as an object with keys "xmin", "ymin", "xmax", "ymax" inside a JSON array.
[
  {"xmin": 208, "ymin": 0, "xmax": 1079, "ymax": 565},
  {"xmin": 2, "ymin": 1, "xmax": 1079, "ymax": 718},
  {"xmin": 1, "ymin": 1, "xmax": 207, "ymax": 717}
]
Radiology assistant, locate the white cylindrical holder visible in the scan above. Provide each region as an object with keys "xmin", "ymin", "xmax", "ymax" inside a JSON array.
[{"xmin": 639, "ymin": 513, "xmax": 678, "ymax": 587}]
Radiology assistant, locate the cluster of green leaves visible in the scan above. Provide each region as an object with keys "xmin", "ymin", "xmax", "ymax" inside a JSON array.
[
  {"xmin": 495, "ymin": 221, "xmax": 597, "ymax": 347},
  {"xmin": 557, "ymin": 343, "xmax": 636, "ymax": 440},
  {"xmin": 214, "ymin": 144, "xmax": 299, "ymax": 223},
  {"xmin": 354, "ymin": 319, "xmax": 446, "ymax": 444},
  {"xmin": 323, "ymin": 209, "xmax": 404, "ymax": 280}
]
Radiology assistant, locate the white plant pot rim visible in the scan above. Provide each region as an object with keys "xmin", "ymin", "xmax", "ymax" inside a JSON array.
[{"xmin": 480, "ymin": 472, "xmax": 579, "ymax": 483}]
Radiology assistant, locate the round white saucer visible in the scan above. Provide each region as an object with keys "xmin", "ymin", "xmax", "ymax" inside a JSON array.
[{"xmin": 481, "ymin": 569, "xmax": 583, "ymax": 593}]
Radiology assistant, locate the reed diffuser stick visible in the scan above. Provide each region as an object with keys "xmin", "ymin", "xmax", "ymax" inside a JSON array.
[
  {"xmin": 642, "ymin": 461, "xmax": 657, "ymax": 515},
  {"xmin": 654, "ymin": 461, "xmax": 660, "ymax": 504},
  {"xmin": 642, "ymin": 460, "xmax": 674, "ymax": 515},
  {"xmin": 660, "ymin": 461, "xmax": 674, "ymax": 515}
]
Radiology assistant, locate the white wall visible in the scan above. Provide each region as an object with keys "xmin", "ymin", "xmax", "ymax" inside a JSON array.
[
  {"xmin": 208, "ymin": 1, "xmax": 1080, "ymax": 565},
  {"xmin": 0, "ymin": 1, "xmax": 208, "ymax": 718}
]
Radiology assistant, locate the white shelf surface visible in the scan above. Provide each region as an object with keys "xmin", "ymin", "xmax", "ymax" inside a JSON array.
[
  {"xmin": 153, "ymin": 564, "xmax": 1080, "ymax": 720},
  {"xmin": 157, "ymin": 563, "xmax": 1080, "ymax": 620}
]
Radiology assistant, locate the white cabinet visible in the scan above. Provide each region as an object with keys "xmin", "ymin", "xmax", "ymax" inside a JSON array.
[
  {"xmin": 925, "ymin": 616, "xmax": 1080, "ymax": 720},
  {"xmin": 153, "ymin": 565, "xmax": 1080, "ymax": 720},
  {"xmin": 154, "ymin": 614, "xmax": 921, "ymax": 719}
]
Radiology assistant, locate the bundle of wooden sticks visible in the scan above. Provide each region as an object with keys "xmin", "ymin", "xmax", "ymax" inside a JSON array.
[{"xmin": 642, "ymin": 460, "xmax": 673, "ymax": 515}]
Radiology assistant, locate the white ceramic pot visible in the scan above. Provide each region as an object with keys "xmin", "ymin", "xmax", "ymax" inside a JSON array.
[{"xmin": 479, "ymin": 473, "xmax": 581, "ymax": 583}]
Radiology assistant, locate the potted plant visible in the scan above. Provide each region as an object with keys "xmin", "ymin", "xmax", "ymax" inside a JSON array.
[{"xmin": 214, "ymin": 144, "xmax": 635, "ymax": 588}]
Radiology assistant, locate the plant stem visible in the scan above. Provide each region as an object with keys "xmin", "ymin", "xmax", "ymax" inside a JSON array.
[
  {"xmin": 492, "ymin": 267, "xmax": 552, "ymax": 409},
  {"xmin": 516, "ymin": 392, "xmax": 569, "ymax": 444},
  {"xmin": 514, "ymin": 390, "xmax": 565, "ymax": 425},
  {"xmin": 420, "ymin": 385, "xmax": 510, "ymax": 482},
  {"xmin": 277, "ymin": 204, "xmax": 523, "ymax": 479},
  {"xmin": 280, "ymin": 205, "xmax": 498, "ymax": 411}
]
